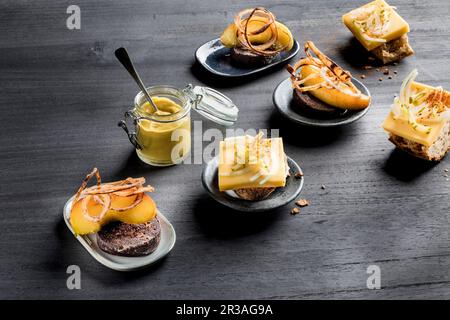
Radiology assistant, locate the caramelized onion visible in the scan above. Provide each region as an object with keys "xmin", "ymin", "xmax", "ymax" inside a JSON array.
[
  {"xmin": 287, "ymin": 41, "xmax": 361, "ymax": 97},
  {"xmin": 73, "ymin": 169, "xmax": 154, "ymax": 222},
  {"xmin": 110, "ymin": 193, "xmax": 144, "ymax": 212},
  {"xmin": 234, "ymin": 7, "xmax": 285, "ymax": 57},
  {"xmin": 81, "ymin": 194, "xmax": 111, "ymax": 223}
]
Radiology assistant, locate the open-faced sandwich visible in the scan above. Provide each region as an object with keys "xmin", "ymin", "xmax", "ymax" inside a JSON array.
[
  {"xmin": 382, "ymin": 69, "xmax": 450, "ymax": 161},
  {"xmin": 69, "ymin": 168, "xmax": 160, "ymax": 257},
  {"xmin": 343, "ymin": 0, "xmax": 414, "ymax": 64},
  {"xmin": 220, "ymin": 7, "xmax": 294, "ymax": 66},
  {"xmin": 218, "ymin": 132, "xmax": 289, "ymax": 201},
  {"xmin": 287, "ymin": 41, "xmax": 371, "ymax": 116}
]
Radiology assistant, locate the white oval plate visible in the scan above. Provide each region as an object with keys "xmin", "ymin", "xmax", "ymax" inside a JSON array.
[{"xmin": 63, "ymin": 196, "xmax": 176, "ymax": 272}]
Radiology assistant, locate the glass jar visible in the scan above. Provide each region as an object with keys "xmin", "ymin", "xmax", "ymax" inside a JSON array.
[{"xmin": 119, "ymin": 84, "xmax": 238, "ymax": 166}]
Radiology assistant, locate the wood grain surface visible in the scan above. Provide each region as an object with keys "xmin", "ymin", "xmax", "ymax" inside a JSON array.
[{"xmin": 0, "ymin": 0, "xmax": 449, "ymax": 299}]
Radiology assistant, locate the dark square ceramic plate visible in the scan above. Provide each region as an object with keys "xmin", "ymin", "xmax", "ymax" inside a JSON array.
[
  {"xmin": 195, "ymin": 38, "xmax": 300, "ymax": 77},
  {"xmin": 202, "ymin": 155, "xmax": 304, "ymax": 212},
  {"xmin": 273, "ymin": 77, "xmax": 371, "ymax": 127}
]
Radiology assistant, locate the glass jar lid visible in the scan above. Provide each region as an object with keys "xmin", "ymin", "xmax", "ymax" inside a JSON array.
[{"xmin": 182, "ymin": 84, "xmax": 238, "ymax": 126}]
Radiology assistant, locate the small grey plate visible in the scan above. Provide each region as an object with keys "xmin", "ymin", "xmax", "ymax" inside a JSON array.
[
  {"xmin": 202, "ymin": 156, "xmax": 304, "ymax": 212},
  {"xmin": 195, "ymin": 38, "xmax": 300, "ymax": 77},
  {"xmin": 273, "ymin": 77, "xmax": 371, "ymax": 127},
  {"xmin": 63, "ymin": 196, "xmax": 176, "ymax": 272}
]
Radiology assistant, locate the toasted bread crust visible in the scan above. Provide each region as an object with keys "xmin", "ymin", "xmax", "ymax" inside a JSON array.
[
  {"xmin": 371, "ymin": 34, "xmax": 414, "ymax": 64},
  {"xmin": 388, "ymin": 121, "xmax": 450, "ymax": 161}
]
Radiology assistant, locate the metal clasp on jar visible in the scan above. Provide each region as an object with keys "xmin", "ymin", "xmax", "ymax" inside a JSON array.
[
  {"xmin": 182, "ymin": 83, "xmax": 203, "ymax": 109},
  {"xmin": 118, "ymin": 110, "xmax": 142, "ymax": 150}
]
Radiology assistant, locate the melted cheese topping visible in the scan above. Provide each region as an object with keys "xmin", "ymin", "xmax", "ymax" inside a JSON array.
[
  {"xmin": 343, "ymin": 0, "xmax": 410, "ymax": 51},
  {"xmin": 382, "ymin": 82, "xmax": 449, "ymax": 147},
  {"xmin": 218, "ymin": 135, "xmax": 287, "ymax": 191}
]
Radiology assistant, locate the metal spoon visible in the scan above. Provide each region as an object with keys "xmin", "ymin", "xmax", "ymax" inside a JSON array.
[{"xmin": 114, "ymin": 47, "xmax": 158, "ymax": 113}]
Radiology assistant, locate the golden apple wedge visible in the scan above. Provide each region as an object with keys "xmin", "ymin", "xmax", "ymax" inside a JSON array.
[
  {"xmin": 70, "ymin": 194, "xmax": 157, "ymax": 235},
  {"xmin": 300, "ymin": 65, "xmax": 370, "ymax": 110},
  {"xmin": 220, "ymin": 19, "xmax": 294, "ymax": 51}
]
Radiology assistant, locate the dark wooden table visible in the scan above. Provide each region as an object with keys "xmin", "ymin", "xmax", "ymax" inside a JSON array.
[{"xmin": 1, "ymin": 0, "xmax": 449, "ymax": 299}]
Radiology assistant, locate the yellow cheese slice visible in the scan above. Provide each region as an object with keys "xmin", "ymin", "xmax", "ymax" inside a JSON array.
[
  {"xmin": 382, "ymin": 113, "xmax": 445, "ymax": 147},
  {"xmin": 218, "ymin": 136, "xmax": 287, "ymax": 191},
  {"xmin": 342, "ymin": 0, "xmax": 410, "ymax": 51},
  {"xmin": 382, "ymin": 81, "xmax": 449, "ymax": 147}
]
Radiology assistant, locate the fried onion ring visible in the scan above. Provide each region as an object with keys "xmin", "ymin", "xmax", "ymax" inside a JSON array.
[
  {"xmin": 81, "ymin": 193, "xmax": 111, "ymax": 223},
  {"xmin": 234, "ymin": 7, "xmax": 285, "ymax": 57},
  {"xmin": 73, "ymin": 169, "xmax": 154, "ymax": 221},
  {"xmin": 287, "ymin": 41, "xmax": 362, "ymax": 97}
]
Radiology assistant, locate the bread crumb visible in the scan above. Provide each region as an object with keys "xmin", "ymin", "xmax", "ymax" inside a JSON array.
[
  {"xmin": 376, "ymin": 68, "xmax": 380, "ymax": 72},
  {"xmin": 363, "ymin": 65, "xmax": 372, "ymax": 70},
  {"xmin": 388, "ymin": 76, "xmax": 392, "ymax": 79},
  {"xmin": 321, "ymin": 184, "xmax": 326, "ymax": 190},
  {"xmin": 394, "ymin": 71, "xmax": 398, "ymax": 74},
  {"xmin": 360, "ymin": 75, "xmax": 366, "ymax": 79},
  {"xmin": 296, "ymin": 199, "xmax": 309, "ymax": 207},
  {"xmin": 379, "ymin": 77, "xmax": 383, "ymax": 81},
  {"xmin": 383, "ymin": 69, "xmax": 390, "ymax": 75},
  {"xmin": 294, "ymin": 172, "xmax": 303, "ymax": 179},
  {"xmin": 290, "ymin": 207, "xmax": 300, "ymax": 215}
]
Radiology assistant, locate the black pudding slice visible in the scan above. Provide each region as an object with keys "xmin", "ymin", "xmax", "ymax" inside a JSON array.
[
  {"xmin": 293, "ymin": 89, "xmax": 348, "ymax": 118},
  {"xmin": 231, "ymin": 47, "xmax": 277, "ymax": 66},
  {"xmin": 97, "ymin": 218, "xmax": 161, "ymax": 257}
]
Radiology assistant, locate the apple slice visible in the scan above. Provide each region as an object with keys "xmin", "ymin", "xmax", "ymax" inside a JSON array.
[
  {"xmin": 220, "ymin": 19, "xmax": 294, "ymax": 51},
  {"xmin": 300, "ymin": 65, "xmax": 370, "ymax": 110},
  {"xmin": 70, "ymin": 194, "xmax": 157, "ymax": 235}
]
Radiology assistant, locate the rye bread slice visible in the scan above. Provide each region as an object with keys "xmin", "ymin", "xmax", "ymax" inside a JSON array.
[
  {"xmin": 97, "ymin": 218, "xmax": 161, "ymax": 257},
  {"xmin": 293, "ymin": 88, "xmax": 347, "ymax": 117},
  {"xmin": 231, "ymin": 47, "xmax": 277, "ymax": 66},
  {"xmin": 388, "ymin": 120, "xmax": 450, "ymax": 161},
  {"xmin": 234, "ymin": 187, "xmax": 276, "ymax": 201}
]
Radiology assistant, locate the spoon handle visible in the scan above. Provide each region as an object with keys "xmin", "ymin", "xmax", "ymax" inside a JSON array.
[{"xmin": 114, "ymin": 47, "xmax": 158, "ymax": 112}]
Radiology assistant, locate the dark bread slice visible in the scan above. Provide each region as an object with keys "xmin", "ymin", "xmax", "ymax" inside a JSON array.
[
  {"xmin": 371, "ymin": 34, "xmax": 414, "ymax": 64},
  {"xmin": 231, "ymin": 47, "xmax": 277, "ymax": 66},
  {"xmin": 388, "ymin": 121, "xmax": 450, "ymax": 161},
  {"xmin": 234, "ymin": 187, "xmax": 276, "ymax": 201},
  {"xmin": 97, "ymin": 218, "xmax": 161, "ymax": 257},
  {"xmin": 293, "ymin": 88, "xmax": 347, "ymax": 117}
]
